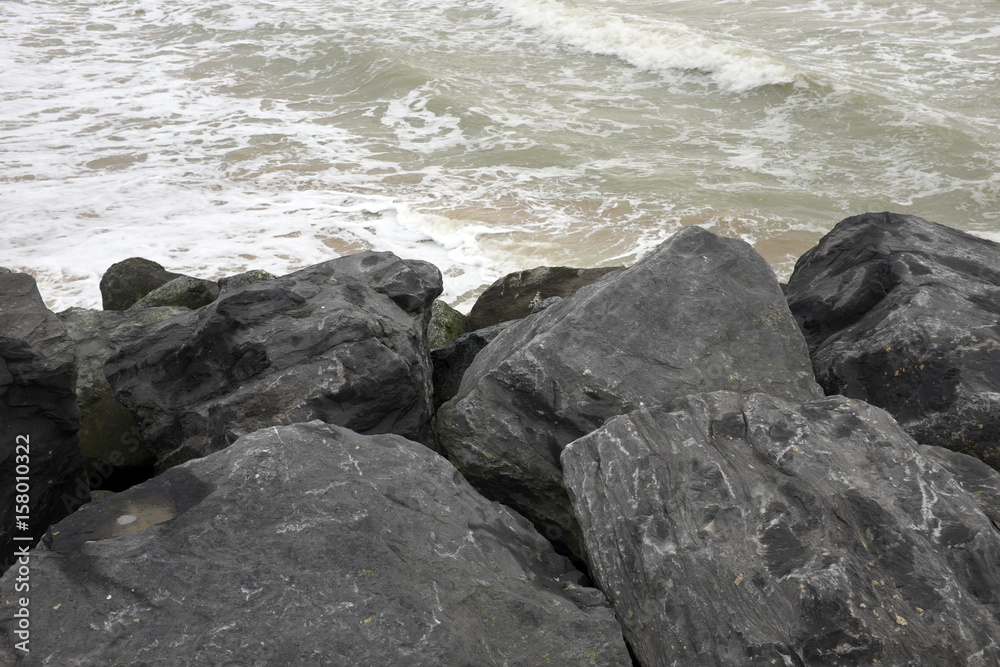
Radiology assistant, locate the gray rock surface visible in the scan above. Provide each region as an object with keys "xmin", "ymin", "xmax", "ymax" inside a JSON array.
[
  {"xmin": 128, "ymin": 275, "xmax": 219, "ymax": 311},
  {"xmin": 563, "ymin": 391, "xmax": 1000, "ymax": 667},
  {"xmin": 0, "ymin": 272, "xmax": 87, "ymax": 571},
  {"xmin": 0, "ymin": 421, "xmax": 631, "ymax": 666},
  {"xmin": 785, "ymin": 212, "xmax": 1000, "ymax": 467},
  {"xmin": 56, "ymin": 307, "xmax": 187, "ymax": 487},
  {"xmin": 106, "ymin": 251, "xmax": 442, "ymax": 471},
  {"xmin": 435, "ymin": 227, "xmax": 821, "ymax": 558},
  {"xmin": 466, "ymin": 265, "xmax": 622, "ymax": 331},
  {"xmin": 99, "ymin": 257, "xmax": 183, "ymax": 311}
]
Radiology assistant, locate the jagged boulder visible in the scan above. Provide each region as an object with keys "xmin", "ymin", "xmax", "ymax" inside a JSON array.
[
  {"xmin": 785, "ymin": 212, "xmax": 1000, "ymax": 467},
  {"xmin": 0, "ymin": 422, "xmax": 631, "ymax": 666},
  {"xmin": 466, "ymin": 265, "xmax": 621, "ymax": 331},
  {"xmin": 563, "ymin": 391, "xmax": 1000, "ymax": 666},
  {"xmin": 56, "ymin": 307, "xmax": 187, "ymax": 489},
  {"xmin": 0, "ymin": 272, "xmax": 87, "ymax": 572},
  {"xmin": 435, "ymin": 227, "xmax": 821, "ymax": 558},
  {"xmin": 106, "ymin": 252, "xmax": 442, "ymax": 471}
]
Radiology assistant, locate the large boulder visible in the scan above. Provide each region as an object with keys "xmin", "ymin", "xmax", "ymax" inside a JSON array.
[
  {"xmin": 563, "ymin": 391, "xmax": 1000, "ymax": 666},
  {"xmin": 434, "ymin": 227, "xmax": 821, "ymax": 558},
  {"xmin": 56, "ymin": 307, "xmax": 187, "ymax": 489},
  {"xmin": 106, "ymin": 252, "xmax": 442, "ymax": 471},
  {"xmin": 0, "ymin": 272, "xmax": 88, "ymax": 572},
  {"xmin": 0, "ymin": 421, "xmax": 631, "ymax": 666},
  {"xmin": 99, "ymin": 257, "xmax": 183, "ymax": 311},
  {"xmin": 785, "ymin": 212, "xmax": 1000, "ymax": 467},
  {"xmin": 466, "ymin": 265, "xmax": 622, "ymax": 331}
]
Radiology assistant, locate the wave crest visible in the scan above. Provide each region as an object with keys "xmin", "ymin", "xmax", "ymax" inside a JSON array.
[{"xmin": 494, "ymin": 0, "xmax": 810, "ymax": 92}]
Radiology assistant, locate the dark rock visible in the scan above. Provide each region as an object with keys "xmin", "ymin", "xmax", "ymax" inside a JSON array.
[
  {"xmin": 0, "ymin": 272, "xmax": 87, "ymax": 572},
  {"xmin": 57, "ymin": 307, "xmax": 187, "ymax": 490},
  {"xmin": 431, "ymin": 322, "xmax": 511, "ymax": 410},
  {"xmin": 218, "ymin": 269, "xmax": 277, "ymax": 294},
  {"xmin": 467, "ymin": 265, "xmax": 622, "ymax": 331},
  {"xmin": 435, "ymin": 227, "xmax": 821, "ymax": 559},
  {"xmin": 530, "ymin": 295, "xmax": 563, "ymax": 314},
  {"xmin": 128, "ymin": 275, "xmax": 220, "ymax": 310},
  {"xmin": 563, "ymin": 391, "xmax": 1000, "ymax": 666},
  {"xmin": 0, "ymin": 421, "xmax": 631, "ymax": 666},
  {"xmin": 427, "ymin": 299, "xmax": 468, "ymax": 350},
  {"xmin": 785, "ymin": 212, "xmax": 1000, "ymax": 467},
  {"xmin": 106, "ymin": 251, "xmax": 442, "ymax": 471},
  {"xmin": 88, "ymin": 489, "xmax": 116, "ymax": 503},
  {"xmin": 100, "ymin": 257, "xmax": 183, "ymax": 311}
]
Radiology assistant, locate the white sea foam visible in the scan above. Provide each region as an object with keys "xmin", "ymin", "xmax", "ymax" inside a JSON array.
[
  {"xmin": 492, "ymin": 0, "xmax": 808, "ymax": 92},
  {"xmin": 2, "ymin": 0, "xmax": 999, "ymax": 315},
  {"xmin": 382, "ymin": 85, "xmax": 469, "ymax": 154}
]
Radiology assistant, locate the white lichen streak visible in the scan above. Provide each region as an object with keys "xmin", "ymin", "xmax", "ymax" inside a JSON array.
[
  {"xmin": 774, "ymin": 443, "xmax": 798, "ymax": 466},
  {"xmin": 419, "ymin": 581, "xmax": 444, "ymax": 643},
  {"xmin": 433, "ymin": 530, "xmax": 476, "ymax": 560},
  {"xmin": 343, "ymin": 449, "xmax": 364, "ymax": 477},
  {"xmin": 914, "ymin": 456, "xmax": 943, "ymax": 540},
  {"xmin": 712, "ymin": 461, "xmax": 735, "ymax": 500}
]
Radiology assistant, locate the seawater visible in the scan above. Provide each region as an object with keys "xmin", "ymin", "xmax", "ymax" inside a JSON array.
[{"xmin": 2, "ymin": 0, "xmax": 998, "ymax": 311}]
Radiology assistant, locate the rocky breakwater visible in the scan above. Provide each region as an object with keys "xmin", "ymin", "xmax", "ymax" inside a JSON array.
[
  {"xmin": 434, "ymin": 226, "xmax": 822, "ymax": 560},
  {"xmin": 5, "ymin": 214, "xmax": 1000, "ymax": 665}
]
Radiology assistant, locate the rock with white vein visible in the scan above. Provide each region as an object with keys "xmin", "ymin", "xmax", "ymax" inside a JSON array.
[{"xmin": 563, "ymin": 390, "xmax": 1000, "ymax": 666}]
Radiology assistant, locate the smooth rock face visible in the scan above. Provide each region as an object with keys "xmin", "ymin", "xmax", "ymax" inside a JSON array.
[
  {"xmin": 466, "ymin": 265, "xmax": 622, "ymax": 331},
  {"xmin": 0, "ymin": 422, "xmax": 630, "ymax": 666},
  {"xmin": 0, "ymin": 272, "xmax": 87, "ymax": 571},
  {"xmin": 563, "ymin": 391, "xmax": 1000, "ymax": 667},
  {"xmin": 106, "ymin": 252, "xmax": 442, "ymax": 471},
  {"xmin": 56, "ymin": 307, "xmax": 187, "ymax": 487},
  {"xmin": 435, "ymin": 227, "xmax": 821, "ymax": 558},
  {"xmin": 785, "ymin": 212, "xmax": 1000, "ymax": 466},
  {"xmin": 99, "ymin": 257, "xmax": 183, "ymax": 311},
  {"xmin": 128, "ymin": 275, "xmax": 220, "ymax": 311}
]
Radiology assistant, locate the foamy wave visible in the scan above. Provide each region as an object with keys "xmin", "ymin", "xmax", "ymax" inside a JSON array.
[{"xmin": 493, "ymin": 0, "xmax": 807, "ymax": 92}]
